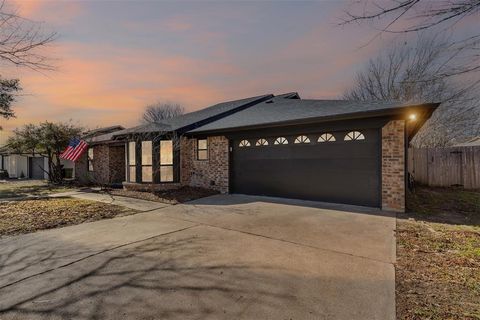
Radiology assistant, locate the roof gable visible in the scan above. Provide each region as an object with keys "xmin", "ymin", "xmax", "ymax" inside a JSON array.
[{"xmin": 114, "ymin": 94, "xmax": 273, "ymax": 137}]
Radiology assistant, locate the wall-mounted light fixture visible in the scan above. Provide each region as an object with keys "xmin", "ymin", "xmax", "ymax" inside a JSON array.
[{"xmin": 408, "ymin": 113, "xmax": 417, "ymax": 121}]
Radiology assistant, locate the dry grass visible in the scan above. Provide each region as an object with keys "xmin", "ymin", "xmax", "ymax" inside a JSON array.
[
  {"xmin": 0, "ymin": 198, "xmax": 137, "ymax": 237},
  {"xmin": 0, "ymin": 180, "xmax": 76, "ymax": 199},
  {"xmin": 397, "ymin": 186, "xmax": 480, "ymax": 319}
]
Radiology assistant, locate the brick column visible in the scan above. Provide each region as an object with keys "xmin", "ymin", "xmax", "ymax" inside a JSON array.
[{"xmin": 381, "ymin": 120, "xmax": 405, "ymax": 212}]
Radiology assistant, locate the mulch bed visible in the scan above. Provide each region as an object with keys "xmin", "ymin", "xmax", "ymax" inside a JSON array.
[
  {"xmin": 0, "ymin": 198, "xmax": 137, "ymax": 237},
  {"xmin": 103, "ymin": 186, "xmax": 218, "ymax": 204}
]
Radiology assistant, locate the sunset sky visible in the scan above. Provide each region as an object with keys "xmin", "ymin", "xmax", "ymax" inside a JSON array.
[{"xmin": 0, "ymin": 0, "xmax": 476, "ymax": 139}]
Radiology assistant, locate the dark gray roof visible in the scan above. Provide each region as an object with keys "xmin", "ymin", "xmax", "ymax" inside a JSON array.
[
  {"xmin": 83, "ymin": 125, "xmax": 124, "ymax": 139},
  {"xmin": 189, "ymin": 96, "xmax": 438, "ymax": 133},
  {"xmin": 82, "ymin": 125, "xmax": 125, "ymax": 145},
  {"xmin": 114, "ymin": 94, "xmax": 272, "ymax": 137}
]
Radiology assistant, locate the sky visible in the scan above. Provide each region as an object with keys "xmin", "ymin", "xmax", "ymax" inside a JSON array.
[{"xmin": 0, "ymin": 0, "xmax": 477, "ymax": 141}]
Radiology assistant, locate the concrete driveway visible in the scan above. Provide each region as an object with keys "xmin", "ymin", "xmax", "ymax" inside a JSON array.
[{"xmin": 0, "ymin": 194, "xmax": 396, "ymax": 320}]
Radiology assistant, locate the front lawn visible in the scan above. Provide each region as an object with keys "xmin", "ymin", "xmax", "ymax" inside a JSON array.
[
  {"xmin": 0, "ymin": 198, "xmax": 137, "ymax": 237},
  {"xmin": 0, "ymin": 180, "xmax": 76, "ymax": 199},
  {"xmin": 397, "ymin": 186, "xmax": 480, "ymax": 320}
]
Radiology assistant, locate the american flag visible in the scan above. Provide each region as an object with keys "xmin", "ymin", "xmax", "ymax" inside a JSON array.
[{"xmin": 60, "ymin": 138, "xmax": 88, "ymax": 162}]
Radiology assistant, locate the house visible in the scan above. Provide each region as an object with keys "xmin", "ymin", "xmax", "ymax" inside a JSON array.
[
  {"xmin": 0, "ymin": 150, "xmax": 49, "ymax": 179},
  {"xmin": 73, "ymin": 125, "xmax": 126, "ymax": 186},
  {"xmin": 454, "ymin": 136, "xmax": 480, "ymax": 147},
  {"xmin": 113, "ymin": 92, "xmax": 439, "ymax": 212},
  {"xmin": 0, "ymin": 125, "xmax": 125, "ymax": 182}
]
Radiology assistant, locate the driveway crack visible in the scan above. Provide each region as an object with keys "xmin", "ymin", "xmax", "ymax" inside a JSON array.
[{"xmin": 164, "ymin": 215, "xmax": 393, "ymax": 265}]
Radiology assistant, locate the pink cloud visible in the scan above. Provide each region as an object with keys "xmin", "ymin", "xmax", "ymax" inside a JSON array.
[
  {"xmin": 9, "ymin": 0, "xmax": 83, "ymax": 25},
  {"xmin": 2, "ymin": 42, "xmax": 244, "ymax": 131}
]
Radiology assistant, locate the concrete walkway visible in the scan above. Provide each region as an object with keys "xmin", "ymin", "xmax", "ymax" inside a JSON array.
[
  {"xmin": 51, "ymin": 190, "xmax": 170, "ymax": 211},
  {"xmin": 0, "ymin": 194, "xmax": 395, "ymax": 320}
]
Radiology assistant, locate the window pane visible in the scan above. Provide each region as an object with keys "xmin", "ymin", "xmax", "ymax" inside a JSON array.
[
  {"xmin": 142, "ymin": 166, "xmax": 152, "ymax": 182},
  {"xmin": 198, "ymin": 139, "xmax": 207, "ymax": 150},
  {"xmin": 88, "ymin": 148, "xmax": 94, "ymax": 158},
  {"xmin": 141, "ymin": 141, "xmax": 152, "ymax": 165},
  {"xmin": 198, "ymin": 150, "xmax": 208, "ymax": 160},
  {"xmin": 129, "ymin": 166, "xmax": 136, "ymax": 182},
  {"xmin": 160, "ymin": 166, "xmax": 173, "ymax": 182},
  {"xmin": 128, "ymin": 142, "xmax": 136, "ymax": 165},
  {"xmin": 88, "ymin": 161, "xmax": 94, "ymax": 172},
  {"xmin": 160, "ymin": 140, "xmax": 173, "ymax": 165}
]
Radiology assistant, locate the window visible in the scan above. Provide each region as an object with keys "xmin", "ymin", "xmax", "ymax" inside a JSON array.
[
  {"xmin": 160, "ymin": 140, "xmax": 174, "ymax": 182},
  {"xmin": 274, "ymin": 137, "xmax": 288, "ymax": 145},
  {"xmin": 255, "ymin": 138, "xmax": 268, "ymax": 146},
  {"xmin": 128, "ymin": 141, "xmax": 136, "ymax": 182},
  {"xmin": 197, "ymin": 139, "xmax": 208, "ymax": 160},
  {"xmin": 344, "ymin": 131, "xmax": 365, "ymax": 141},
  {"xmin": 141, "ymin": 141, "xmax": 152, "ymax": 182},
  {"xmin": 318, "ymin": 133, "xmax": 336, "ymax": 142},
  {"xmin": 87, "ymin": 148, "xmax": 94, "ymax": 171},
  {"xmin": 294, "ymin": 135, "xmax": 310, "ymax": 144},
  {"xmin": 239, "ymin": 140, "xmax": 251, "ymax": 147}
]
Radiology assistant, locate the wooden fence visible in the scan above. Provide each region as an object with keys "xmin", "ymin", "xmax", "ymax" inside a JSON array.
[{"xmin": 408, "ymin": 147, "xmax": 480, "ymax": 189}]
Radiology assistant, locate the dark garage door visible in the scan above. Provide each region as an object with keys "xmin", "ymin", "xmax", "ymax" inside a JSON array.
[
  {"xmin": 29, "ymin": 157, "xmax": 45, "ymax": 179},
  {"xmin": 231, "ymin": 129, "xmax": 381, "ymax": 207}
]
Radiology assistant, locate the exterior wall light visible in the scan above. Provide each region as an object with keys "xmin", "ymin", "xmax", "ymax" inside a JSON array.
[{"xmin": 409, "ymin": 113, "xmax": 417, "ymax": 121}]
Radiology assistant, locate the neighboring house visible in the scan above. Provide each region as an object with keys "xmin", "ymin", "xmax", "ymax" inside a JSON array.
[
  {"xmin": 74, "ymin": 125, "xmax": 126, "ymax": 186},
  {"xmin": 0, "ymin": 125, "xmax": 124, "ymax": 182},
  {"xmin": 453, "ymin": 136, "xmax": 480, "ymax": 147},
  {"xmin": 112, "ymin": 92, "xmax": 439, "ymax": 212},
  {"xmin": 0, "ymin": 147, "xmax": 49, "ymax": 179},
  {"xmin": 0, "ymin": 147, "xmax": 87, "ymax": 181}
]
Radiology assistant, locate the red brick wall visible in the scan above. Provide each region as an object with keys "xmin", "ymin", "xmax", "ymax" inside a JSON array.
[
  {"xmin": 75, "ymin": 144, "xmax": 125, "ymax": 185},
  {"xmin": 108, "ymin": 145, "xmax": 126, "ymax": 183},
  {"xmin": 381, "ymin": 120, "xmax": 405, "ymax": 212},
  {"xmin": 180, "ymin": 136, "xmax": 229, "ymax": 193}
]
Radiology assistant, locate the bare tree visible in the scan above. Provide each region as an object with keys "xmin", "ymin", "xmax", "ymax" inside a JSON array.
[
  {"xmin": 343, "ymin": 34, "xmax": 480, "ymax": 147},
  {"xmin": 341, "ymin": 0, "xmax": 480, "ymax": 78},
  {"xmin": 0, "ymin": 1, "xmax": 57, "ymax": 120},
  {"xmin": 141, "ymin": 102, "xmax": 185, "ymax": 124},
  {"xmin": 0, "ymin": 0, "xmax": 57, "ymax": 71}
]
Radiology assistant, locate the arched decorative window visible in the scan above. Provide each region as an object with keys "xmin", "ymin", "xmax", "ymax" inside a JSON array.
[
  {"xmin": 274, "ymin": 137, "xmax": 288, "ymax": 145},
  {"xmin": 318, "ymin": 133, "xmax": 336, "ymax": 142},
  {"xmin": 255, "ymin": 138, "xmax": 269, "ymax": 146},
  {"xmin": 294, "ymin": 135, "xmax": 311, "ymax": 144},
  {"xmin": 239, "ymin": 140, "xmax": 251, "ymax": 147},
  {"xmin": 344, "ymin": 131, "xmax": 365, "ymax": 141}
]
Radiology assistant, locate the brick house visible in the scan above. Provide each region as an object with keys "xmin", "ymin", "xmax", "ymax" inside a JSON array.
[
  {"xmin": 113, "ymin": 93, "xmax": 439, "ymax": 212},
  {"xmin": 74, "ymin": 126, "xmax": 126, "ymax": 186}
]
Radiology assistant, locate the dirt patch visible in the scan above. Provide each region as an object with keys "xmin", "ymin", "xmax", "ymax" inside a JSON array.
[
  {"xmin": 0, "ymin": 198, "xmax": 137, "ymax": 237},
  {"xmin": 103, "ymin": 186, "xmax": 218, "ymax": 204}
]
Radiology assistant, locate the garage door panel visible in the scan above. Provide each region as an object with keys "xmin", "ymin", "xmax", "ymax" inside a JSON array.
[{"xmin": 232, "ymin": 129, "xmax": 381, "ymax": 207}]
